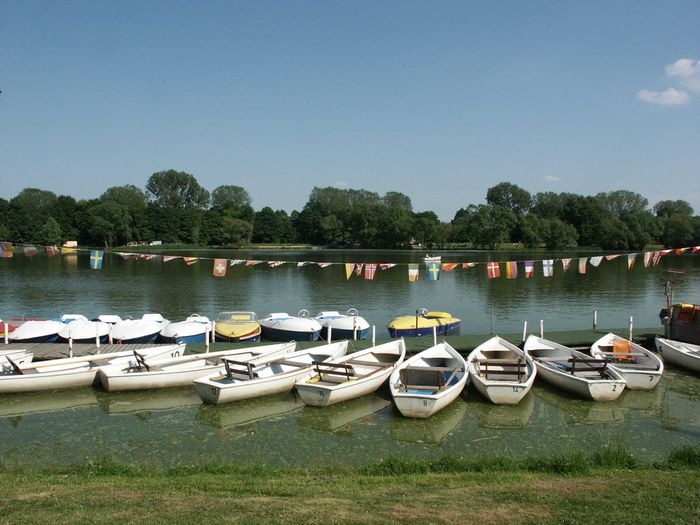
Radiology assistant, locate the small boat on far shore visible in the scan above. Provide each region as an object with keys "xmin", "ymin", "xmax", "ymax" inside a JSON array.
[
  {"xmin": 387, "ymin": 309, "xmax": 460, "ymax": 338},
  {"xmin": 98, "ymin": 313, "xmax": 169, "ymax": 344}
]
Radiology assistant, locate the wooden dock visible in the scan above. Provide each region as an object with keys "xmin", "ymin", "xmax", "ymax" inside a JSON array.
[{"xmin": 6, "ymin": 342, "xmax": 168, "ymax": 360}]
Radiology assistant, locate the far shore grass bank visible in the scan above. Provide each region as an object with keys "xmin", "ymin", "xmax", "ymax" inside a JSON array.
[{"xmin": 1, "ymin": 447, "xmax": 698, "ymax": 524}]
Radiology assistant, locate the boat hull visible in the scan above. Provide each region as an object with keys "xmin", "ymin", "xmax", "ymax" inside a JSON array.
[
  {"xmin": 655, "ymin": 337, "xmax": 700, "ymax": 373},
  {"xmin": 9, "ymin": 320, "xmax": 64, "ymax": 344},
  {"xmin": 196, "ymin": 368, "xmax": 307, "ymax": 405},
  {"xmin": 296, "ymin": 371, "xmax": 390, "ymax": 407},
  {"xmin": 260, "ymin": 325, "xmax": 320, "ymax": 342},
  {"xmin": 535, "ymin": 363, "xmax": 625, "ymax": 401}
]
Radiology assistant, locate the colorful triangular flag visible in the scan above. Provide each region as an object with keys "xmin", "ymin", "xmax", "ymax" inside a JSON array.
[
  {"xmin": 0, "ymin": 242, "xmax": 13, "ymax": 258},
  {"xmin": 163, "ymin": 256, "xmax": 181, "ymax": 262},
  {"xmin": 462, "ymin": 262, "xmax": 476, "ymax": 269},
  {"xmin": 561, "ymin": 258, "xmax": 571, "ymax": 271},
  {"xmin": 441, "ymin": 263, "xmax": 459, "ymax": 272},
  {"xmin": 184, "ymin": 257, "xmax": 199, "ymax": 266},
  {"xmin": 364, "ymin": 264, "xmax": 377, "ymax": 280},
  {"xmin": 627, "ymin": 253, "xmax": 637, "ymax": 269},
  {"xmin": 379, "ymin": 263, "xmax": 396, "ymax": 270},
  {"xmin": 589, "ymin": 256, "xmax": 603, "ymax": 267},
  {"xmin": 643, "ymin": 252, "xmax": 653, "ymax": 268},
  {"xmin": 316, "ymin": 262, "xmax": 333, "ymax": 268},
  {"xmin": 578, "ymin": 257, "xmax": 587, "ymax": 274},
  {"xmin": 345, "ymin": 263, "xmax": 355, "ymax": 280},
  {"xmin": 23, "ymin": 246, "xmax": 38, "ymax": 257},
  {"xmin": 229, "ymin": 259, "xmax": 245, "ymax": 266},
  {"xmin": 408, "ymin": 264, "xmax": 420, "ymax": 282},
  {"xmin": 605, "ymin": 254, "xmax": 621, "ymax": 261},
  {"xmin": 45, "ymin": 245, "xmax": 59, "ymax": 256}
]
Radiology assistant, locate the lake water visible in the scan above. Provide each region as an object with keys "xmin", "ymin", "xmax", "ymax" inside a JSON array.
[{"xmin": 0, "ymin": 249, "xmax": 699, "ymax": 467}]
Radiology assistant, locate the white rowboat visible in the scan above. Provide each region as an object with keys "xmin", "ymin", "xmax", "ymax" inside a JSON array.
[
  {"xmin": 98, "ymin": 342, "xmax": 296, "ymax": 392},
  {"xmin": 523, "ymin": 335, "xmax": 625, "ymax": 401},
  {"xmin": 468, "ymin": 336, "xmax": 536, "ymax": 404},
  {"xmin": 0, "ymin": 344, "xmax": 185, "ymax": 393},
  {"xmin": 590, "ymin": 333, "xmax": 663, "ymax": 390},
  {"xmin": 390, "ymin": 341, "xmax": 467, "ymax": 418},
  {"xmin": 194, "ymin": 341, "xmax": 349, "ymax": 405},
  {"xmin": 296, "ymin": 339, "xmax": 406, "ymax": 407},
  {"xmin": 655, "ymin": 337, "xmax": 700, "ymax": 374}
]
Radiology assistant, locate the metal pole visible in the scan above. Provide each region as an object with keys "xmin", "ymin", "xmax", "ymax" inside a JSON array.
[
  {"xmin": 522, "ymin": 321, "xmax": 528, "ymax": 343},
  {"xmin": 539, "ymin": 319, "xmax": 544, "ymax": 338},
  {"xmin": 629, "ymin": 316, "xmax": 634, "ymax": 341},
  {"xmin": 95, "ymin": 324, "xmax": 100, "ymax": 349},
  {"xmin": 205, "ymin": 326, "xmax": 210, "ymax": 353},
  {"xmin": 212, "ymin": 321, "xmax": 217, "ymax": 343},
  {"xmin": 593, "ymin": 310, "xmax": 598, "ymax": 330},
  {"xmin": 415, "ymin": 310, "xmax": 419, "ymax": 338},
  {"xmin": 372, "ymin": 325, "xmax": 376, "ymax": 347},
  {"xmin": 3, "ymin": 322, "xmax": 8, "ymax": 345},
  {"xmin": 433, "ymin": 326, "xmax": 437, "ymax": 346},
  {"xmin": 328, "ymin": 325, "xmax": 333, "ymax": 344}
]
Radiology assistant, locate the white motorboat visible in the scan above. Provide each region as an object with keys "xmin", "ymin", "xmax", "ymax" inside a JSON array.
[
  {"xmin": 0, "ymin": 343, "xmax": 185, "ymax": 393},
  {"xmin": 98, "ymin": 342, "xmax": 296, "ymax": 392},
  {"xmin": 58, "ymin": 315, "xmax": 110, "ymax": 344},
  {"xmin": 9, "ymin": 319, "xmax": 65, "ymax": 343},
  {"xmin": 590, "ymin": 333, "xmax": 663, "ymax": 390},
  {"xmin": 468, "ymin": 336, "xmax": 536, "ymax": 404},
  {"xmin": 259, "ymin": 311, "xmax": 322, "ymax": 341},
  {"xmin": 655, "ymin": 337, "xmax": 700, "ymax": 374},
  {"xmin": 296, "ymin": 339, "xmax": 406, "ymax": 407},
  {"xmin": 523, "ymin": 335, "xmax": 625, "ymax": 401},
  {"xmin": 194, "ymin": 341, "xmax": 349, "ymax": 405},
  {"xmin": 98, "ymin": 313, "xmax": 170, "ymax": 344},
  {"xmin": 390, "ymin": 341, "xmax": 467, "ymax": 418},
  {"xmin": 159, "ymin": 314, "xmax": 213, "ymax": 344},
  {"xmin": 314, "ymin": 309, "xmax": 370, "ymax": 340}
]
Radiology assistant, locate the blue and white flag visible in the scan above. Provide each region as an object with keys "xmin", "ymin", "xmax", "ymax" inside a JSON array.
[{"xmin": 90, "ymin": 250, "xmax": 104, "ymax": 270}]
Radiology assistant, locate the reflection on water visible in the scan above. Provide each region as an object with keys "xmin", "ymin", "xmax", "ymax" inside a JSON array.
[
  {"xmin": 389, "ymin": 400, "xmax": 468, "ymax": 445},
  {"xmin": 471, "ymin": 393, "xmax": 535, "ymax": 429},
  {"xmin": 0, "ymin": 368, "xmax": 697, "ymax": 468},
  {"xmin": 297, "ymin": 394, "xmax": 392, "ymax": 435},
  {"xmin": 97, "ymin": 389, "xmax": 201, "ymax": 416},
  {"xmin": 198, "ymin": 391, "xmax": 303, "ymax": 429}
]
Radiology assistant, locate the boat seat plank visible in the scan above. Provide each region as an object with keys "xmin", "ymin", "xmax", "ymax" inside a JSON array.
[
  {"xmin": 403, "ymin": 365, "xmax": 462, "ymax": 373},
  {"xmin": 597, "ymin": 351, "xmax": 646, "ymax": 357},
  {"xmin": 476, "ymin": 359, "xmax": 523, "ymax": 365},
  {"xmin": 269, "ymin": 359, "xmax": 311, "ymax": 368},
  {"xmin": 402, "ymin": 384, "xmax": 440, "ymax": 392},
  {"xmin": 345, "ymin": 359, "xmax": 392, "ymax": 368}
]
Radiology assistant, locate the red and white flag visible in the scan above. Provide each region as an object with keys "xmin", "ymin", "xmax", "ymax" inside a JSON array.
[
  {"xmin": 163, "ymin": 256, "xmax": 181, "ymax": 262},
  {"xmin": 676, "ymin": 248, "xmax": 688, "ymax": 255},
  {"xmin": 184, "ymin": 257, "xmax": 199, "ymax": 266},
  {"xmin": 355, "ymin": 263, "xmax": 364, "ymax": 276},
  {"xmin": 525, "ymin": 260, "xmax": 534, "ymax": 278},
  {"xmin": 45, "ymin": 245, "xmax": 59, "ymax": 256},
  {"xmin": 605, "ymin": 254, "xmax": 621, "ymax": 261},
  {"xmin": 692, "ymin": 246, "xmax": 700, "ymax": 253},
  {"xmin": 364, "ymin": 264, "xmax": 377, "ymax": 280},
  {"xmin": 316, "ymin": 262, "xmax": 333, "ymax": 268},
  {"xmin": 213, "ymin": 258, "xmax": 227, "ymax": 277},
  {"xmin": 643, "ymin": 252, "xmax": 653, "ymax": 268},
  {"xmin": 442, "ymin": 263, "xmax": 459, "ymax": 272},
  {"xmin": 268, "ymin": 261, "xmax": 286, "ymax": 267},
  {"xmin": 561, "ymin": 258, "xmax": 572, "ymax": 271},
  {"xmin": 379, "ymin": 263, "xmax": 396, "ymax": 270},
  {"xmin": 652, "ymin": 251, "xmax": 663, "ymax": 266},
  {"xmin": 23, "ymin": 246, "xmax": 38, "ymax": 257},
  {"xmin": 462, "ymin": 262, "xmax": 476, "ymax": 269},
  {"xmin": 487, "ymin": 262, "xmax": 500, "ymax": 279},
  {"xmin": 245, "ymin": 260, "xmax": 261, "ymax": 266}
]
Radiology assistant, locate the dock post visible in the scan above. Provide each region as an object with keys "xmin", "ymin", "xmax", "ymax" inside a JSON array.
[
  {"xmin": 629, "ymin": 316, "xmax": 634, "ymax": 341},
  {"xmin": 69, "ymin": 336, "xmax": 73, "ymax": 358},
  {"xmin": 433, "ymin": 326, "xmax": 437, "ymax": 346},
  {"xmin": 522, "ymin": 321, "xmax": 528, "ymax": 343},
  {"xmin": 211, "ymin": 321, "xmax": 216, "ymax": 344},
  {"xmin": 490, "ymin": 306, "xmax": 495, "ymax": 334},
  {"xmin": 539, "ymin": 319, "xmax": 544, "ymax": 338},
  {"xmin": 593, "ymin": 310, "xmax": 598, "ymax": 330},
  {"xmin": 328, "ymin": 325, "xmax": 333, "ymax": 344},
  {"xmin": 205, "ymin": 325, "xmax": 210, "ymax": 353},
  {"xmin": 3, "ymin": 322, "xmax": 8, "ymax": 344},
  {"xmin": 372, "ymin": 325, "xmax": 376, "ymax": 346},
  {"xmin": 353, "ymin": 326, "xmax": 357, "ymax": 341},
  {"xmin": 108, "ymin": 324, "xmax": 113, "ymax": 345},
  {"xmin": 95, "ymin": 324, "xmax": 101, "ymax": 349}
]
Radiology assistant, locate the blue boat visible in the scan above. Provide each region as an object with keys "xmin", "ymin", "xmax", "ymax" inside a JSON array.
[{"xmin": 259, "ymin": 311, "xmax": 322, "ymax": 342}]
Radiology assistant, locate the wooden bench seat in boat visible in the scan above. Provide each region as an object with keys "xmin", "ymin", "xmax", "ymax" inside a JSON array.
[
  {"xmin": 476, "ymin": 358, "xmax": 526, "ymax": 382},
  {"xmin": 399, "ymin": 365, "xmax": 463, "ymax": 393},
  {"xmin": 269, "ymin": 358, "xmax": 312, "ymax": 368},
  {"xmin": 223, "ymin": 358, "xmax": 258, "ymax": 380}
]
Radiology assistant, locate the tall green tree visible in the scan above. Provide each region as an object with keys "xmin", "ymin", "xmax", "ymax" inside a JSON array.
[
  {"xmin": 654, "ymin": 200, "xmax": 694, "ymax": 218},
  {"xmin": 486, "ymin": 182, "xmax": 532, "ymax": 215},
  {"xmin": 211, "ymin": 185, "xmax": 251, "ymax": 209},
  {"xmin": 145, "ymin": 170, "xmax": 210, "ymax": 209},
  {"xmin": 383, "ymin": 191, "xmax": 413, "ymax": 212}
]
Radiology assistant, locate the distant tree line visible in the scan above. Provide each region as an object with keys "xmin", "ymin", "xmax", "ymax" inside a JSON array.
[{"xmin": 0, "ymin": 171, "xmax": 698, "ymax": 250}]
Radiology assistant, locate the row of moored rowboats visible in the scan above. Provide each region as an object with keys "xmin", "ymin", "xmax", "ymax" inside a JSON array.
[{"xmin": 1, "ymin": 331, "xmax": 697, "ymax": 418}]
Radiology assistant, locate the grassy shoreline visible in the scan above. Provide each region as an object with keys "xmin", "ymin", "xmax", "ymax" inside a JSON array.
[{"xmin": 2, "ymin": 448, "xmax": 698, "ymax": 524}]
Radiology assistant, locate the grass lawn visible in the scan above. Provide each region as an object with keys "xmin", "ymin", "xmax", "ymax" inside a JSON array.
[{"xmin": 1, "ymin": 449, "xmax": 698, "ymax": 524}]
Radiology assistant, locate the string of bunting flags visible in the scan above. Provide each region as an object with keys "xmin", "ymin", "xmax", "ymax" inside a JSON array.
[{"xmin": 1, "ymin": 240, "xmax": 699, "ymax": 281}]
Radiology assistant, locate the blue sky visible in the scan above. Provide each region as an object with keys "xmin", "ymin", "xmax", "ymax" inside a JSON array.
[{"xmin": 1, "ymin": 0, "xmax": 699, "ymax": 220}]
